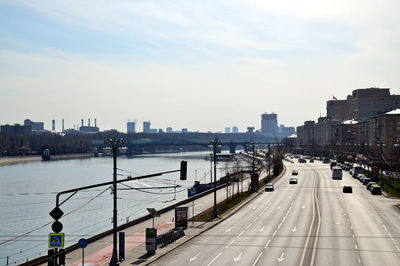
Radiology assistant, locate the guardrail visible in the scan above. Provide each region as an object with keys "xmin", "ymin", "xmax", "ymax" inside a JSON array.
[{"xmin": 157, "ymin": 228, "xmax": 185, "ymax": 247}]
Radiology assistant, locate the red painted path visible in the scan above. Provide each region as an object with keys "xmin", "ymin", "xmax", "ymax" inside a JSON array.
[{"xmin": 70, "ymin": 221, "xmax": 173, "ymax": 266}]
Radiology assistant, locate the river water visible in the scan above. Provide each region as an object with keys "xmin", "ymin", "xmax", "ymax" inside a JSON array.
[{"xmin": 0, "ymin": 151, "xmax": 248, "ymax": 265}]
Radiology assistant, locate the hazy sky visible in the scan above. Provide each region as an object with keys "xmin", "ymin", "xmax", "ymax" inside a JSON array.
[{"xmin": 1, "ymin": 0, "xmax": 399, "ymax": 132}]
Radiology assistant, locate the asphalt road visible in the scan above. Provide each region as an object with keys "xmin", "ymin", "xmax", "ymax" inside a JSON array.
[{"xmin": 151, "ymin": 160, "xmax": 400, "ymax": 266}]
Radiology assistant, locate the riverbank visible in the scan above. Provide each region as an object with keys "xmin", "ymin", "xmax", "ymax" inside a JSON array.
[{"xmin": 0, "ymin": 153, "xmax": 93, "ymax": 166}]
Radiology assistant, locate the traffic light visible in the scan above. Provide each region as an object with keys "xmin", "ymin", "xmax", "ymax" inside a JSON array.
[
  {"xmin": 50, "ymin": 207, "xmax": 64, "ymax": 233},
  {"xmin": 48, "ymin": 249, "xmax": 55, "ymax": 266},
  {"xmin": 180, "ymin": 161, "xmax": 187, "ymax": 180},
  {"xmin": 58, "ymin": 249, "xmax": 65, "ymax": 265}
]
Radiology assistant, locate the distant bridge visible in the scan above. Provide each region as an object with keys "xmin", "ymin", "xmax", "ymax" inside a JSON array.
[{"xmin": 91, "ymin": 132, "xmax": 282, "ymax": 154}]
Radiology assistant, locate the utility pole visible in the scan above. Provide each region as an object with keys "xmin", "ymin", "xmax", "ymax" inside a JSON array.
[
  {"xmin": 268, "ymin": 143, "xmax": 271, "ymax": 182},
  {"xmin": 209, "ymin": 138, "xmax": 221, "ymax": 219},
  {"xmin": 104, "ymin": 138, "xmax": 127, "ymax": 265}
]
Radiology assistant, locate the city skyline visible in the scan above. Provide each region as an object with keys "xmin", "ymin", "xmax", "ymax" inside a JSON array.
[{"xmin": 1, "ymin": 1, "xmax": 400, "ymax": 132}]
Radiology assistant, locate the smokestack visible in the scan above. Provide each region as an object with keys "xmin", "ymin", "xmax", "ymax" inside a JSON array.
[
  {"xmin": 62, "ymin": 119, "xmax": 64, "ymax": 132},
  {"xmin": 81, "ymin": 119, "xmax": 84, "ymax": 127},
  {"xmin": 88, "ymin": 118, "xmax": 90, "ymax": 127},
  {"xmin": 95, "ymin": 118, "xmax": 97, "ymax": 127},
  {"xmin": 52, "ymin": 120, "xmax": 55, "ymax": 132}
]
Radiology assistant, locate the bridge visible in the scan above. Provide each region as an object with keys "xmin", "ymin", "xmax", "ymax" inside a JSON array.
[{"xmin": 91, "ymin": 132, "xmax": 282, "ymax": 154}]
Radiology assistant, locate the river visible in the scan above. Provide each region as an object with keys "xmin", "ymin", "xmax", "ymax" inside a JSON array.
[{"xmin": 0, "ymin": 151, "xmax": 248, "ymax": 265}]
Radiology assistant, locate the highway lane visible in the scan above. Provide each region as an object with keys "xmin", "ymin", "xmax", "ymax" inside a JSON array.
[
  {"xmin": 151, "ymin": 160, "xmax": 400, "ymax": 266},
  {"xmin": 152, "ymin": 161, "xmax": 317, "ymax": 265}
]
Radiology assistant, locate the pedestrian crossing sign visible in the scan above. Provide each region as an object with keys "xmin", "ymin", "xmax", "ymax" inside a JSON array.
[{"xmin": 49, "ymin": 233, "xmax": 64, "ymax": 248}]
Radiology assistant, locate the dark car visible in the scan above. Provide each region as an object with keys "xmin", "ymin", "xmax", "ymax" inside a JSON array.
[
  {"xmin": 370, "ymin": 185, "xmax": 382, "ymax": 195},
  {"xmin": 343, "ymin": 186, "xmax": 353, "ymax": 193},
  {"xmin": 359, "ymin": 176, "xmax": 367, "ymax": 183},
  {"xmin": 366, "ymin": 182, "xmax": 376, "ymax": 190},
  {"xmin": 309, "ymin": 158, "xmax": 314, "ymax": 163},
  {"xmin": 265, "ymin": 183, "xmax": 274, "ymax": 192},
  {"xmin": 362, "ymin": 178, "xmax": 371, "ymax": 185},
  {"xmin": 344, "ymin": 166, "xmax": 350, "ymax": 171},
  {"xmin": 292, "ymin": 170, "xmax": 298, "ymax": 175},
  {"xmin": 289, "ymin": 177, "xmax": 298, "ymax": 184}
]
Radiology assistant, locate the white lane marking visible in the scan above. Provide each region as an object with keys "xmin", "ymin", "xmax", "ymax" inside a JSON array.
[
  {"xmin": 302, "ymin": 205, "xmax": 306, "ymax": 209},
  {"xmin": 335, "ymin": 222, "xmax": 340, "ymax": 225},
  {"xmin": 207, "ymin": 252, "xmax": 222, "ymax": 266},
  {"xmin": 259, "ymin": 226, "xmax": 264, "ymax": 232},
  {"xmin": 246, "ymin": 223, "xmax": 253, "ymax": 230},
  {"xmin": 190, "ymin": 253, "xmax": 200, "ymax": 262},
  {"xmin": 225, "ymin": 226, "xmax": 233, "ymax": 233},
  {"xmin": 264, "ymin": 239, "xmax": 271, "ymax": 248},
  {"xmin": 355, "ymin": 244, "xmax": 358, "ymax": 250},
  {"xmin": 277, "ymin": 206, "xmax": 281, "ymax": 209},
  {"xmin": 277, "ymin": 223, "xmax": 282, "ymax": 230},
  {"xmin": 277, "ymin": 252, "xmax": 285, "ymax": 263},
  {"xmin": 252, "ymin": 207, "xmax": 257, "ymax": 210},
  {"xmin": 238, "ymin": 230, "xmax": 245, "ymax": 237},
  {"xmin": 252, "ymin": 252, "xmax": 263, "ymax": 266},
  {"xmin": 226, "ymin": 239, "xmax": 235, "ymax": 248},
  {"xmin": 358, "ymin": 257, "xmax": 361, "ymax": 264},
  {"xmin": 234, "ymin": 252, "xmax": 243, "ymax": 262},
  {"xmin": 272, "ymin": 230, "xmax": 278, "ymax": 237},
  {"xmin": 383, "ymin": 225, "xmax": 388, "ymax": 232},
  {"xmin": 292, "ymin": 226, "xmax": 297, "ymax": 232},
  {"xmin": 253, "ymin": 217, "xmax": 259, "ymax": 222},
  {"xmin": 352, "ymin": 234, "xmax": 355, "ymax": 238}
]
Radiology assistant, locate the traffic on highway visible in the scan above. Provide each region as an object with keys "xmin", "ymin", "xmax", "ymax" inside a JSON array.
[{"xmin": 152, "ymin": 157, "xmax": 400, "ymax": 266}]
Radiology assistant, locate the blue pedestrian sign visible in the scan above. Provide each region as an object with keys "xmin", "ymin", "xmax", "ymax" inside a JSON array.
[
  {"xmin": 78, "ymin": 238, "xmax": 88, "ymax": 249},
  {"xmin": 49, "ymin": 233, "xmax": 64, "ymax": 248}
]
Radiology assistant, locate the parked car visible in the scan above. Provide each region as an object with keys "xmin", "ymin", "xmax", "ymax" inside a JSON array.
[
  {"xmin": 366, "ymin": 182, "xmax": 376, "ymax": 190},
  {"xmin": 289, "ymin": 177, "xmax": 298, "ymax": 184},
  {"xmin": 359, "ymin": 176, "xmax": 367, "ymax": 183},
  {"xmin": 357, "ymin": 173, "xmax": 365, "ymax": 180},
  {"xmin": 330, "ymin": 161, "xmax": 337, "ymax": 169},
  {"xmin": 309, "ymin": 158, "xmax": 314, "ymax": 163},
  {"xmin": 265, "ymin": 183, "xmax": 274, "ymax": 192},
  {"xmin": 352, "ymin": 166, "xmax": 363, "ymax": 178},
  {"xmin": 343, "ymin": 185, "xmax": 353, "ymax": 193},
  {"xmin": 362, "ymin": 178, "xmax": 371, "ymax": 185},
  {"xmin": 292, "ymin": 170, "xmax": 298, "ymax": 175},
  {"xmin": 323, "ymin": 158, "xmax": 330, "ymax": 164},
  {"xmin": 298, "ymin": 158, "xmax": 306, "ymax": 163},
  {"xmin": 344, "ymin": 166, "xmax": 350, "ymax": 171},
  {"xmin": 370, "ymin": 185, "xmax": 382, "ymax": 195}
]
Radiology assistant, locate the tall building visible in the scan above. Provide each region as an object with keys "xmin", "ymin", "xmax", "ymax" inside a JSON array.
[
  {"xmin": 232, "ymin": 126, "xmax": 239, "ymax": 133},
  {"xmin": 261, "ymin": 113, "xmax": 278, "ymax": 136},
  {"xmin": 143, "ymin": 121, "xmax": 151, "ymax": 133},
  {"xmin": 327, "ymin": 88, "xmax": 400, "ymax": 121},
  {"xmin": 127, "ymin": 121, "xmax": 136, "ymax": 134},
  {"xmin": 166, "ymin": 127, "xmax": 173, "ymax": 133},
  {"xmin": 327, "ymin": 100, "xmax": 352, "ymax": 120},
  {"xmin": 24, "ymin": 119, "xmax": 44, "ymax": 131},
  {"xmin": 0, "ymin": 124, "xmax": 32, "ymax": 135},
  {"xmin": 225, "ymin": 127, "xmax": 231, "ymax": 133}
]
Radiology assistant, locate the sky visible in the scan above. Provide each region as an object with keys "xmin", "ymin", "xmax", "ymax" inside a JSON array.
[{"xmin": 1, "ymin": 0, "xmax": 400, "ymax": 133}]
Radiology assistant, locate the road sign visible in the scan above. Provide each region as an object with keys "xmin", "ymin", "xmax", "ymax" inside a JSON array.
[
  {"xmin": 49, "ymin": 233, "xmax": 64, "ymax": 249},
  {"xmin": 78, "ymin": 238, "xmax": 88, "ymax": 249}
]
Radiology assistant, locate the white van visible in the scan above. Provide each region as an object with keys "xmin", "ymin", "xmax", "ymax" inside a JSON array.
[{"xmin": 332, "ymin": 166, "xmax": 343, "ymax": 180}]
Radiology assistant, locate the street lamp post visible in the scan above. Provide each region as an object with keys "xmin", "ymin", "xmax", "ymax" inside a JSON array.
[
  {"xmin": 209, "ymin": 138, "xmax": 221, "ymax": 219},
  {"xmin": 104, "ymin": 138, "xmax": 127, "ymax": 265}
]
